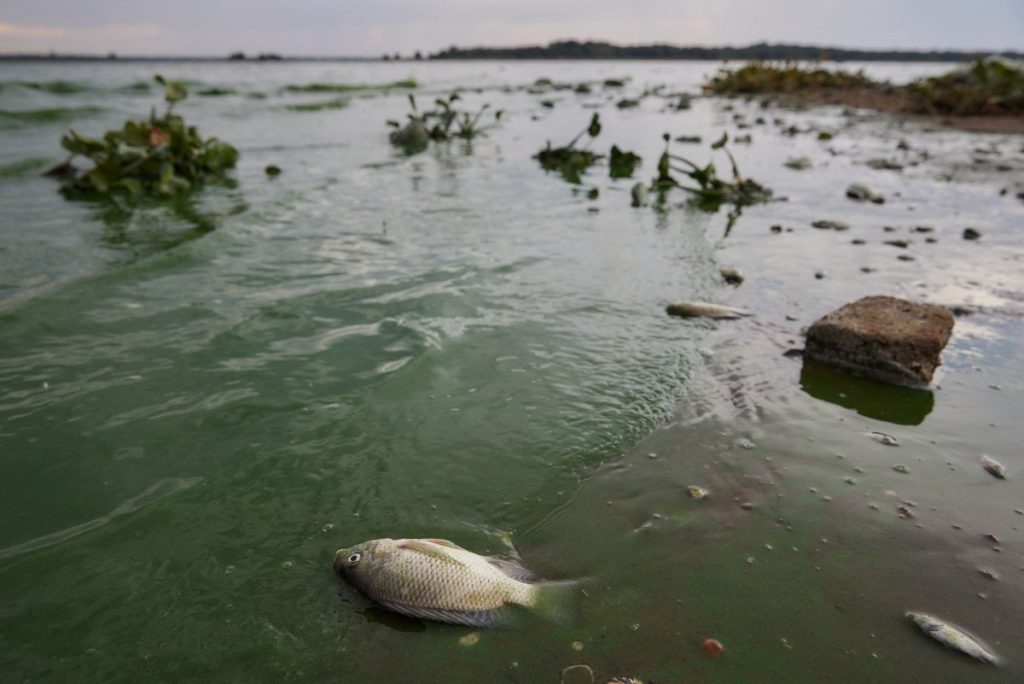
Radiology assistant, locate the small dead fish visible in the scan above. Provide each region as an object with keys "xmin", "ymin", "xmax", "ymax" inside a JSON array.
[
  {"xmin": 333, "ymin": 538, "xmax": 577, "ymax": 628},
  {"xmin": 980, "ymin": 454, "xmax": 1007, "ymax": 479},
  {"xmin": 666, "ymin": 302, "xmax": 751, "ymax": 319},
  {"xmin": 906, "ymin": 612, "xmax": 1000, "ymax": 665},
  {"xmin": 869, "ymin": 431, "xmax": 899, "ymax": 446}
]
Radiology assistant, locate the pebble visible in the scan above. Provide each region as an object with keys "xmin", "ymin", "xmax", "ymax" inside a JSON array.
[
  {"xmin": 893, "ymin": 465, "xmax": 910, "ymax": 474},
  {"xmin": 741, "ymin": 502, "xmax": 754, "ymax": 510},
  {"xmin": 701, "ymin": 638, "xmax": 725, "ymax": 657},
  {"xmin": 458, "ymin": 632, "xmax": 481, "ymax": 647},
  {"xmin": 687, "ymin": 486, "xmax": 709, "ymax": 500},
  {"xmin": 979, "ymin": 569, "xmax": 999, "ymax": 581}
]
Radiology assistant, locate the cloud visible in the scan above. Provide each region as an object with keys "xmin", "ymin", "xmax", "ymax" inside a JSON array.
[
  {"xmin": 0, "ymin": 22, "xmax": 68, "ymax": 39},
  {"xmin": 0, "ymin": 21, "xmax": 163, "ymax": 53}
]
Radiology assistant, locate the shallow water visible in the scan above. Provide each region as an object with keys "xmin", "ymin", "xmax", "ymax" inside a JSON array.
[{"xmin": 0, "ymin": 59, "xmax": 1022, "ymax": 682}]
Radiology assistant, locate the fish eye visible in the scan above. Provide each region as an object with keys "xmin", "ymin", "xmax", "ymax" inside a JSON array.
[{"xmin": 347, "ymin": 552, "xmax": 361, "ymax": 564}]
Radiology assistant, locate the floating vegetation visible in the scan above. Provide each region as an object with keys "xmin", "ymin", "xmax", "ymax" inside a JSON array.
[
  {"xmin": 0, "ymin": 157, "xmax": 51, "ymax": 178},
  {"xmin": 534, "ymin": 113, "xmax": 603, "ymax": 183},
  {"xmin": 49, "ymin": 75, "xmax": 238, "ymax": 199},
  {"xmin": 608, "ymin": 145, "xmax": 641, "ymax": 179},
  {"xmin": 0, "ymin": 106, "xmax": 105, "ymax": 126},
  {"xmin": 197, "ymin": 87, "xmax": 238, "ymax": 97},
  {"xmin": 286, "ymin": 97, "xmax": 350, "ymax": 112},
  {"xmin": 119, "ymin": 81, "xmax": 153, "ymax": 94},
  {"xmin": 264, "ymin": 165, "xmax": 282, "ymax": 177},
  {"xmin": 910, "ymin": 59, "xmax": 1024, "ymax": 115},
  {"xmin": 284, "ymin": 79, "xmax": 417, "ymax": 93},
  {"xmin": 650, "ymin": 132, "xmax": 772, "ymax": 209},
  {"xmin": 703, "ymin": 62, "xmax": 873, "ymax": 95},
  {"xmin": 388, "ymin": 93, "xmax": 501, "ymax": 153},
  {"xmin": 19, "ymin": 80, "xmax": 91, "ymax": 95}
]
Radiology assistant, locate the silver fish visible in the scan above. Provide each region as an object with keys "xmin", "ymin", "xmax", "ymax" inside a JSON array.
[
  {"xmin": 981, "ymin": 454, "xmax": 1007, "ymax": 479},
  {"xmin": 666, "ymin": 301, "xmax": 751, "ymax": 319},
  {"xmin": 869, "ymin": 431, "xmax": 899, "ymax": 446},
  {"xmin": 333, "ymin": 538, "xmax": 577, "ymax": 628},
  {"xmin": 906, "ymin": 612, "xmax": 1000, "ymax": 665}
]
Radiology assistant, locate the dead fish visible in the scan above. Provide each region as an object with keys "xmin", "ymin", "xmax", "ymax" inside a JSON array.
[
  {"xmin": 666, "ymin": 302, "xmax": 751, "ymax": 319},
  {"xmin": 906, "ymin": 612, "xmax": 1000, "ymax": 665},
  {"xmin": 333, "ymin": 538, "xmax": 577, "ymax": 628},
  {"xmin": 980, "ymin": 454, "xmax": 1007, "ymax": 479},
  {"xmin": 869, "ymin": 431, "xmax": 899, "ymax": 446}
]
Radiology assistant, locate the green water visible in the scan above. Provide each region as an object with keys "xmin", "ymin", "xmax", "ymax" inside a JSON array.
[{"xmin": 1, "ymin": 60, "xmax": 1022, "ymax": 682}]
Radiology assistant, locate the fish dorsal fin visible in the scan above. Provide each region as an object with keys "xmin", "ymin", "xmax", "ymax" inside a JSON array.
[
  {"xmin": 486, "ymin": 556, "xmax": 536, "ymax": 582},
  {"xmin": 423, "ymin": 538, "xmax": 468, "ymax": 551},
  {"xmin": 397, "ymin": 539, "xmax": 467, "ymax": 566}
]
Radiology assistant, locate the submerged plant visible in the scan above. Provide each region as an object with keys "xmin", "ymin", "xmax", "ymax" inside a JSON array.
[
  {"xmin": 49, "ymin": 75, "xmax": 238, "ymax": 199},
  {"xmin": 387, "ymin": 93, "xmax": 501, "ymax": 153},
  {"xmin": 650, "ymin": 132, "xmax": 772, "ymax": 209},
  {"xmin": 534, "ymin": 113, "xmax": 604, "ymax": 183}
]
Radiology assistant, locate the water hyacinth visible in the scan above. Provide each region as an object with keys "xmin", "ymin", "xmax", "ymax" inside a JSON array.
[{"xmin": 50, "ymin": 75, "xmax": 238, "ymax": 199}]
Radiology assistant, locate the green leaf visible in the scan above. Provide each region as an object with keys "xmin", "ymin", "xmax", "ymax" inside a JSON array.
[
  {"xmin": 711, "ymin": 132, "xmax": 728, "ymax": 149},
  {"xmin": 587, "ymin": 113, "xmax": 601, "ymax": 138}
]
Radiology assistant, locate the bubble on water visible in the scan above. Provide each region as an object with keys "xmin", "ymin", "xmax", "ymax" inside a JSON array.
[
  {"xmin": 224, "ymin": 565, "xmax": 235, "ymax": 574},
  {"xmin": 281, "ymin": 560, "xmax": 294, "ymax": 569}
]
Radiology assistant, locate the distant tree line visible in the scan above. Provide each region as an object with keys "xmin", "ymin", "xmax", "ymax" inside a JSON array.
[{"xmin": 430, "ymin": 40, "xmax": 1023, "ymax": 63}]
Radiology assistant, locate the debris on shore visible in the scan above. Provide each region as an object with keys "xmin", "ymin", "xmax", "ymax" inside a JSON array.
[
  {"xmin": 906, "ymin": 612, "xmax": 1000, "ymax": 665},
  {"xmin": 666, "ymin": 302, "xmax": 751, "ymax": 319},
  {"xmin": 981, "ymin": 454, "xmax": 1007, "ymax": 479}
]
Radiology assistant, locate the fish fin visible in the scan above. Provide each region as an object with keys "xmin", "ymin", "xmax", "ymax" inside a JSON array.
[
  {"xmin": 486, "ymin": 556, "xmax": 537, "ymax": 582},
  {"xmin": 397, "ymin": 539, "xmax": 467, "ymax": 566},
  {"xmin": 422, "ymin": 538, "xmax": 469, "ymax": 551},
  {"xmin": 526, "ymin": 580, "xmax": 581, "ymax": 627},
  {"xmin": 376, "ymin": 599, "xmax": 514, "ymax": 628}
]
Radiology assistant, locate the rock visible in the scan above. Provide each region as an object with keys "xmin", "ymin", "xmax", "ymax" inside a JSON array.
[
  {"xmin": 389, "ymin": 119, "xmax": 428, "ymax": 148},
  {"xmin": 719, "ymin": 267, "xmax": 744, "ymax": 285},
  {"xmin": 785, "ymin": 156, "xmax": 812, "ymax": 170},
  {"xmin": 630, "ymin": 183, "xmax": 649, "ymax": 208},
  {"xmin": 866, "ymin": 158, "xmax": 903, "ymax": 171},
  {"xmin": 846, "ymin": 183, "xmax": 885, "ymax": 204},
  {"xmin": 803, "ymin": 296, "xmax": 954, "ymax": 387},
  {"xmin": 812, "ymin": 219, "xmax": 849, "ymax": 231},
  {"xmin": 963, "ymin": 227, "xmax": 982, "ymax": 240}
]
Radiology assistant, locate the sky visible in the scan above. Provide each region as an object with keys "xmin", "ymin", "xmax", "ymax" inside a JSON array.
[{"xmin": 1, "ymin": 0, "xmax": 1022, "ymax": 57}]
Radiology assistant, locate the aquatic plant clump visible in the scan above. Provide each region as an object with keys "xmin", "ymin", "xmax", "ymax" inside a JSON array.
[
  {"xmin": 910, "ymin": 59, "xmax": 1024, "ymax": 115},
  {"xmin": 704, "ymin": 62, "xmax": 874, "ymax": 95},
  {"xmin": 388, "ymin": 93, "xmax": 502, "ymax": 152},
  {"xmin": 51, "ymin": 75, "xmax": 238, "ymax": 198},
  {"xmin": 534, "ymin": 113, "xmax": 604, "ymax": 183},
  {"xmin": 651, "ymin": 132, "xmax": 772, "ymax": 208}
]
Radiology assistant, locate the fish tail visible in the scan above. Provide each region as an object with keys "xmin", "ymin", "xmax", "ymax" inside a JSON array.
[{"xmin": 526, "ymin": 580, "xmax": 581, "ymax": 626}]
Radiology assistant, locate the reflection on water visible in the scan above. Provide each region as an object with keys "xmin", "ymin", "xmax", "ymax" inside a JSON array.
[{"xmin": 799, "ymin": 358, "xmax": 935, "ymax": 426}]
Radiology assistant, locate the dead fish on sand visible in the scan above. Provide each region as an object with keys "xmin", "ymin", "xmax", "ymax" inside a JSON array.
[
  {"xmin": 333, "ymin": 538, "xmax": 578, "ymax": 628},
  {"xmin": 868, "ymin": 431, "xmax": 899, "ymax": 446},
  {"xmin": 666, "ymin": 302, "xmax": 751, "ymax": 319},
  {"xmin": 980, "ymin": 454, "xmax": 1007, "ymax": 479},
  {"xmin": 906, "ymin": 612, "xmax": 1000, "ymax": 665}
]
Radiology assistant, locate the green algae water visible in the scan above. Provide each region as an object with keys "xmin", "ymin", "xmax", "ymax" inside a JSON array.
[{"xmin": 1, "ymin": 60, "xmax": 1023, "ymax": 682}]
